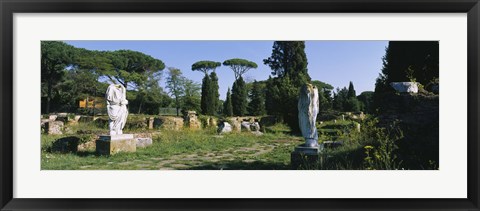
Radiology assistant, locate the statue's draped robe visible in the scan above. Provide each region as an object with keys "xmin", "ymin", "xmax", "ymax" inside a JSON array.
[
  {"xmin": 298, "ymin": 84, "xmax": 319, "ymax": 147},
  {"xmin": 106, "ymin": 84, "xmax": 128, "ymax": 135}
]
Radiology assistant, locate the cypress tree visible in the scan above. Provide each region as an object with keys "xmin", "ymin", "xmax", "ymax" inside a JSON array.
[
  {"xmin": 201, "ymin": 74, "xmax": 213, "ymax": 115},
  {"xmin": 210, "ymin": 72, "xmax": 220, "ymax": 115},
  {"xmin": 231, "ymin": 76, "xmax": 248, "ymax": 116},
  {"xmin": 347, "ymin": 81, "xmax": 356, "ymax": 98},
  {"xmin": 223, "ymin": 88, "xmax": 233, "ymax": 116},
  {"xmin": 248, "ymin": 80, "xmax": 266, "ymax": 116}
]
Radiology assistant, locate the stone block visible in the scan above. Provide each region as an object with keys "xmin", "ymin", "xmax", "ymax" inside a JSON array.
[
  {"xmin": 56, "ymin": 116, "xmax": 69, "ymax": 123},
  {"xmin": 208, "ymin": 117, "xmax": 217, "ymax": 128},
  {"xmin": 154, "ymin": 116, "xmax": 183, "ymax": 130},
  {"xmin": 48, "ymin": 115, "xmax": 57, "ymax": 121},
  {"xmin": 250, "ymin": 122, "xmax": 260, "ymax": 132},
  {"xmin": 135, "ymin": 138, "xmax": 153, "ymax": 148},
  {"xmin": 291, "ymin": 144, "xmax": 322, "ymax": 169},
  {"xmin": 241, "ymin": 121, "xmax": 251, "ymax": 132},
  {"xmin": 45, "ymin": 121, "xmax": 64, "ymax": 135},
  {"xmin": 148, "ymin": 117, "xmax": 154, "ymax": 129},
  {"xmin": 390, "ymin": 82, "xmax": 419, "ymax": 93},
  {"xmin": 96, "ymin": 134, "xmax": 136, "ymax": 155},
  {"xmin": 218, "ymin": 122, "xmax": 233, "ymax": 134}
]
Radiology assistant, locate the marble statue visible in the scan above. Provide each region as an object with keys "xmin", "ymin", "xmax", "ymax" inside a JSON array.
[
  {"xmin": 106, "ymin": 83, "xmax": 128, "ymax": 135},
  {"xmin": 298, "ymin": 83, "xmax": 319, "ymax": 147}
]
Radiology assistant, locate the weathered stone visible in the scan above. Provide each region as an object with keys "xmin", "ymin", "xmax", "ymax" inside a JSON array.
[
  {"xmin": 77, "ymin": 139, "xmax": 97, "ymax": 151},
  {"xmin": 241, "ymin": 121, "xmax": 251, "ymax": 132},
  {"xmin": 208, "ymin": 117, "xmax": 218, "ymax": 128},
  {"xmin": 45, "ymin": 121, "xmax": 64, "ymax": 135},
  {"xmin": 184, "ymin": 111, "xmax": 201, "ymax": 130},
  {"xmin": 228, "ymin": 118, "xmax": 242, "ymax": 132},
  {"xmin": 48, "ymin": 115, "xmax": 57, "ymax": 121},
  {"xmin": 135, "ymin": 138, "xmax": 153, "ymax": 148},
  {"xmin": 217, "ymin": 122, "xmax": 232, "ymax": 134},
  {"xmin": 390, "ymin": 82, "xmax": 419, "ymax": 93},
  {"xmin": 74, "ymin": 115, "xmax": 82, "ymax": 122},
  {"xmin": 148, "ymin": 117, "xmax": 155, "ymax": 129},
  {"xmin": 56, "ymin": 116, "xmax": 69, "ymax": 123},
  {"xmin": 154, "ymin": 116, "xmax": 184, "ymax": 130},
  {"xmin": 57, "ymin": 112, "xmax": 68, "ymax": 117},
  {"xmin": 41, "ymin": 119, "xmax": 49, "ymax": 127},
  {"xmin": 96, "ymin": 134, "xmax": 136, "ymax": 155},
  {"xmin": 250, "ymin": 122, "xmax": 260, "ymax": 132},
  {"xmin": 134, "ymin": 133, "xmax": 153, "ymax": 139}
]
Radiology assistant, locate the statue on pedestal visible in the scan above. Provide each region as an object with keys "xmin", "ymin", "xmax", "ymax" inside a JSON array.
[
  {"xmin": 291, "ymin": 83, "xmax": 320, "ymax": 169},
  {"xmin": 105, "ymin": 83, "xmax": 128, "ymax": 135}
]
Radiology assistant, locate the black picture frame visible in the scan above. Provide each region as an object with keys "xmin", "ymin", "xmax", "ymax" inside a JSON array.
[{"xmin": 1, "ymin": 0, "xmax": 479, "ymax": 210}]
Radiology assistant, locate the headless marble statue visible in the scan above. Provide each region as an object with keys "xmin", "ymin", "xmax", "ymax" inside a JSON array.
[
  {"xmin": 298, "ymin": 83, "xmax": 319, "ymax": 147},
  {"xmin": 106, "ymin": 84, "xmax": 128, "ymax": 135}
]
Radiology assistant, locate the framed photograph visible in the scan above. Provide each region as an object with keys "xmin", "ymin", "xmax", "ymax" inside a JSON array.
[{"xmin": 1, "ymin": 0, "xmax": 479, "ymax": 210}]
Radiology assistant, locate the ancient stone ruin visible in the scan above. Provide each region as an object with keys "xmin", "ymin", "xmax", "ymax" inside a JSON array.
[{"xmin": 184, "ymin": 111, "xmax": 201, "ymax": 130}]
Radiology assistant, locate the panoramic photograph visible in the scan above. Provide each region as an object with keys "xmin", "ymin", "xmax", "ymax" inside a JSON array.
[{"xmin": 40, "ymin": 40, "xmax": 439, "ymax": 170}]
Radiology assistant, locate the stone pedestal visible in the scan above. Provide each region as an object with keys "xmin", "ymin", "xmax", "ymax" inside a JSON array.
[
  {"xmin": 291, "ymin": 144, "xmax": 322, "ymax": 169},
  {"xmin": 96, "ymin": 134, "xmax": 136, "ymax": 155}
]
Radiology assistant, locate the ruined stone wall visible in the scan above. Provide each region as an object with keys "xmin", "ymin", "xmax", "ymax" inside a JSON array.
[{"xmin": 377, "ymin": 92, "xmax": 439, "ymax": 169}]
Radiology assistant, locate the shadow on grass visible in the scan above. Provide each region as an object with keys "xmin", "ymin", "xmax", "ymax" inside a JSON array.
[
  {"xmin": 187, "ymin": 160, "xmax": 291, "ymax": 170},
  {"xmin": 76, "ymin": 151, "xmax": 99, "ymax": 157}
]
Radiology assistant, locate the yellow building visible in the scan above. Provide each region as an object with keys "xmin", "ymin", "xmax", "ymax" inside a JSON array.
[{"xmin": 79, "ymin": 97, "xmax": 105, "ymax": 109}]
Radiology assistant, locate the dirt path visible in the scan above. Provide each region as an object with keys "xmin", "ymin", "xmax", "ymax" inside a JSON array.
[{"xmin": 78, "ymin": 139, "xmax": 299, "ymax": 170}]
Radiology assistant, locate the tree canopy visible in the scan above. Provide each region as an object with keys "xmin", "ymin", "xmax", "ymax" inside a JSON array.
[
  {"xmin": 192, "ymin": 60, "xmax": 221, "ymax": 75},
  {"xmin": 166, "ymin": 67, "xmax": 185, "ymax": 116},
  {"xmin": 263, "ymin": 41, "xmax": 310, "ymax": 83},
  {"xmin": 223, "ymin": 58, "xmax": 258, "ymax": 80},
  {"xmin": 102, "ymin": 50, "xmax": 165, "ymax": 89},
  {"xmin": 41, "ymin": 41, "xmax": 76, "ymax": 113}
]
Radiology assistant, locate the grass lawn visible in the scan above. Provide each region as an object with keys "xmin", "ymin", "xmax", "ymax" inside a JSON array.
[{"xmin": 41, "ymin": 128, "xmax": 304, "ymax": 170}]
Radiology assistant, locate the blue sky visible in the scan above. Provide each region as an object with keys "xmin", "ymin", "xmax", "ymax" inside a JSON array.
[{"xmin": 65, "ymin": 40, "xmax": 388, "ymax": 100}]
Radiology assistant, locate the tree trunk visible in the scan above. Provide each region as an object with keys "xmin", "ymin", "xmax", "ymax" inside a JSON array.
[
  {"xmin": 46, "ymin": 80, "xmax": 52, "ymax": 114},
  {"xmin": 138, "ymin": 98, "xmax": 143, "ymax": 114},
  {"xmin": 175, "ymin": 97, "xmax": 180, "ymax": 116}
]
